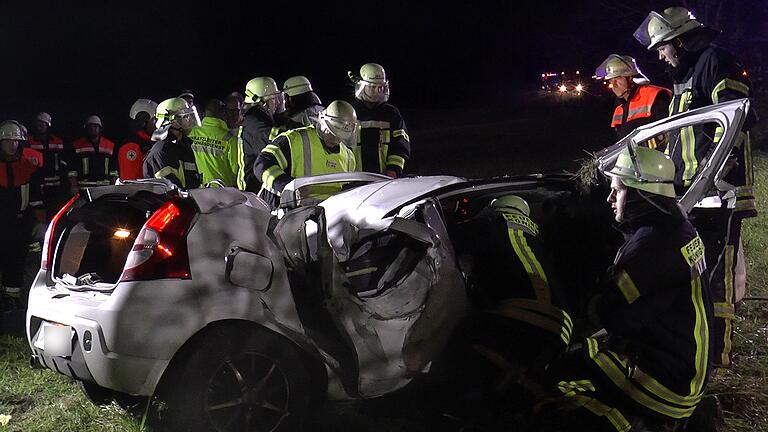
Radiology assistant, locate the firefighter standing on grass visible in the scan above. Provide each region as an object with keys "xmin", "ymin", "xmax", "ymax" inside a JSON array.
[
  {"xmin": 143, "ymin": 98, "xmax": 201, "ymax": 189},
  {"xmin": 253, "ymin": 100, "xmax": 357, "ymax": 208},
  {"xmin": 349, "ymin": 63, "xmax": 411, "ymax": 178},
  {"xmin": 0, "ymin": 121, "xmax": 43, "ymax": 309},
  {"xmin": 635, "ymin": 6, "xmax": 757, "ymax": 369},
  {"xmin": 594, "ymin": 54, "xmax": 672, "ymax": 145}
]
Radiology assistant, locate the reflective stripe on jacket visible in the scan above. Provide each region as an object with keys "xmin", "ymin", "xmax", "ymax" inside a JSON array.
[{"xmin": 189, "ymin": 117, "xmax": 244, "ymax": 187}]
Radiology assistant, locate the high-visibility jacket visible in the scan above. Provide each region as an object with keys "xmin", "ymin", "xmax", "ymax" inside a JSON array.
[
  {"xmin": 69, "ymin": 136, "xmax": 118, "ymax": 187},
  {"xmin": 453, "ymin": 207, "xmax": 572, "ymax": 349},
  {"xmin": 611, "ymin": 85, "xmax": 671, "ymax": 144},
  {"xmin": 668, "ymin": 37, "xmax": 756, "ymax": 217},
  {"xmin": 254, "ymin": 126, "xmax": 356, "ymax": 208},
  {"xmin": 143, "ymin": 135, "xmax": 200, "ymax": 189},
  {"xmin": 351, "ymin": 100, "xmax": 410, "ymax": 177},
  {"xmin": 0, "ymin": 148, "xmax": 44, "ymax": 220},
  {"xmin": 118, "ymin": 130, "xmax": 153, "ymax": 180},
  {"xmin": 27, "ymin": 133, "xmax": 67, "ymax": 188},
  {"xmin": 188, "ymin": 117, "xmax": 244, "ymax": 188},
  {"xmin": 588, "ymin": 212, "xmax": 711, "ymax": 420},
  {"xmin": 240, "ymin": 105, "xmax": 284, "ymax": 192}
]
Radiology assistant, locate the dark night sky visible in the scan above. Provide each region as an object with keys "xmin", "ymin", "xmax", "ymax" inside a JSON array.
[{"xmin": 2, "ymin": 1, "xmax": 766, "ymax": 139}]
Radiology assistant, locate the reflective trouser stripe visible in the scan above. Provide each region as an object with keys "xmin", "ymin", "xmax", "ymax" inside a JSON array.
[
  {"xmin": 720, "ymin": 245, "xmax": 735, "ymax": 366},
  {"xmin": 82, "ymin": 158, "xmax": 90, "ymax": 176},
  {"xmin": 616, "ymin": 270, "xmax": 640, "ymax": 304},
  {"xmin": 564, "ymin": 394, "xmax": 631, "ymax": 432},
  {"xmin": 586, "ymin": 338, "xmax": 700, "ymax": 418},
  {"xmin": 713, "ymin": 302, "xmax": 736, "ymax": 320},
  {"xmin": 744, "ymin": 132, "xmax": 754, "ymax": 186},
  {"xmin": 507, "ymin": 228, "xmax": 550, "ymax": 303},
  {"xmin": 711, "ymin": 79, "xmax": 750, "ymax": 104},
  {"xmin": 689, "ymin": 275, "xmax": 709, "ymax": 394},
  {"xmin": 300, "ymin": 129, "xmax": 311, "ymax": 176}
]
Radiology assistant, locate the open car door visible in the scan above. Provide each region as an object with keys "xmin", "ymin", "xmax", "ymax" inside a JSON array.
[{"xmin": 595, "ymin": 98, "xmax": 751, "ymax": 213}]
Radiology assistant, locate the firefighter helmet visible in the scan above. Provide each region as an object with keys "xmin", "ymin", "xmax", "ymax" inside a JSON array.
[
  {"xmin": 604, "ymin": 145, "xmax": 676, "ymax": 198},
  {"xmin": 155, "ymin": 97, "xmax": 201, "ymax": 132},
  {"xmin": 490, "ymin": 194, "xmax": 530, "ymax": 217},
  {"xmin": 317, "ymin": 100, "xmax": 358, "ymax": 144},
  {"xmin": 283, "ymin": 76, "xmax": 313, "ymax": 97},
  {"xmin": 634, "ymin": 7, "xmax": 703, "ymax": 50},
  {"xmin": 349, "ymin": 63, "xmax": 390, "ymax": 104},
  {"xmin": 84, "ymin": 115, "xmax": 103, "ymax": 128},
  {"xmin": 595, "ymin": 54, "xmax": 650, "ymax": 84},
  {"xmin": 130, "ymin": 99, "xmax": 158, "ymax": 120},
  {"xmin": 0, "ymin": 120, "xmax": 27, "ymax": 141},
  {"xmin": 244, "ymin": 77, "xmax": 281, "ymax": 103}
]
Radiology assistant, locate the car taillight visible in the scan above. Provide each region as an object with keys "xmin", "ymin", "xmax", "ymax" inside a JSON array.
[
  {"xmin": 120, "ymin": 199, "xmax": 197, "ymax": 281},
  {"xmin": 41, "ymin": 194, "xmax": 80, "ymax": 271}
]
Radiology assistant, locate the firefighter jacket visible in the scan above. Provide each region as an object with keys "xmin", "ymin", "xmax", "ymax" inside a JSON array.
[
  {"xmin": 118, "ymin": 130, "xmax": 153, "ymax": 181},
  {"xmin": 282, "ymin": 91, "xmax": 324, "ymax": 131},
  {"xmin": 69, "ymin": 136, "xmax": 118, "ymax": 187},
  {"xmin": 240, "ymin": 105, "xmax": 284, "ymax": 192},
  {"xmin": 27, "ymin": 133, "xmax": 67, "ymax": 189},
  {"xmin": 188, "ymin": 117, "xmax": 244, "ymax": 188},
  {"xmin": 668, "ymin": 30, "xmax": 756, "ymax": 217},
  {"xmin": 0, "ymin": 148, "xmax": 43, "ymax": 222},
  {"xmin": 254, "ymin": 126, "xmax": 356, "ymax": 208},
  {"xmin": 453, "ymin": 207, "xmax": 572, "ymax": 348},
  {"xmin": 612, "ymin": 84, "xmax": 671, "ymax": 143},
  {"xmin": 143, "ymin": 135, "xmax": 200, "ymax": 189},
  {"xmin": 351, "ymin": 100, "xmax": 410, "ymax": 177},
  {"xmin": 589, "ymin": 211, "xmax": 712, "ymax": 420}
]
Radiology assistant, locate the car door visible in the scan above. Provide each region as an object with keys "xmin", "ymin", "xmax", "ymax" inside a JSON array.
[{"xmin": 595, "ymin": 98, "xmax": 751, "ymax": 213}]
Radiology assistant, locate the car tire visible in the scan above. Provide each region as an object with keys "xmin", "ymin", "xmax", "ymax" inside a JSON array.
[{"xmin": 157, "ymin": 325, "xmax": 312, "ymax": 432}]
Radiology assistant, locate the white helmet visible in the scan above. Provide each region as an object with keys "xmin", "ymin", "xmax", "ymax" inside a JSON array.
[
  {"xmin": 36, "ymin": 112, "xmax": 52, "ymax": 127},
  {"xmin": 634, "ymin": 7, "xmax": 703, "ymax": 50},
  {"xmin": 594, "ymin": 54, "xmax": 650, "ymax": 85},
  {"xmin": 349, "ymin": 63, "xmax": 390, "ymax": 104},
  {"xmin": 283, "ymin": 76, "xmax": 313, "ymax": 97},
  {"xmin": 317, "ymin": 100, "xmax": 358, "ymax": 145},
  {"xmin": 130, "ymin": 99, "xmax": 158, "ymax": 120},
  {"xmin": 85, "ymin": 115, "xmax": 103, "ymax": 128}
]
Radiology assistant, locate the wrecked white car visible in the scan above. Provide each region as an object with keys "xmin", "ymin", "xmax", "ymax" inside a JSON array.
[{"xmin": 25, "ymin": 99, "xmax": 750, "ymax": 432}]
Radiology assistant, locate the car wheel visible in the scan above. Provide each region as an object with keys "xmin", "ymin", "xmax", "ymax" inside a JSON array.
[{"xmin": 157, "ymin": 325, "xmax": 312, "ymax": 432}]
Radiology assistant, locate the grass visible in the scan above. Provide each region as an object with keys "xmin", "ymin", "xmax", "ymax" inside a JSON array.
[{"xmin": 2, "ymin": 153, "xmax": 768, "ymax": 431}]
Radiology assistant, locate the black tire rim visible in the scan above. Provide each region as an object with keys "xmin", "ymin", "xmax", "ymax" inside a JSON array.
[{"xmin": 204, "ymin": 351, "xmax": 291, "ymax": 432}]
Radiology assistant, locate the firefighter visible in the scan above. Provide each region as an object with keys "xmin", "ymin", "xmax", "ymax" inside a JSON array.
[
  {"xmin": 68, "ymin": 115, "xmax": 118, "ymax": 190},
  {"xmin": 0, "ymin": 120, "xmax": 43, "ymax": 309},
  {"xmin": 253, "ymin": 100, "xmax": 357, "ymax": 209},
  {"xmin": 594, "ymin": 54, "xmax": 671, "ymax": 145},
  {"xmin": 348, "ymin": 63, "xmax": 410, "ymax": 178},
  {"xmin": 443, "ymin": 194, "xmax": 572, "ymax": 427},
  {"xmin": 282, "ymin": 75, "xmax": 324, "ymax": 130},
  {"xmin": 118, "ymin": 99, "xmax": 157, "ymax": 180},
  {"xmin": 188, "ymin": 99, "xmax": 243, "ymax": 187},
  {"xmin": 224, "ymin": 92, "xmax": 244, "ymax": 130},
  {"xmin": 143, "ymin": 97, "xmax": 201, "ymax": 189},
  {"xmin": 240, "ymin": 76, "xmax": 286, "ymax": 192},
  {"xmin": 635, "ymin": 6, "xmax": 757, "ymax": 368},
  {"xmin": 541, "ymin": 146, "xmax": 712, "ymax": 431},
  {"xmin": 27, "ymin": 112, "xmax": 68, "ymax": 219}
]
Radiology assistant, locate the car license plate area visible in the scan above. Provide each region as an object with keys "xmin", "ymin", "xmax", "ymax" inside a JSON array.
[{"xmin": 34, "ymin": 322, "xmax": 74, "ymax": 357}]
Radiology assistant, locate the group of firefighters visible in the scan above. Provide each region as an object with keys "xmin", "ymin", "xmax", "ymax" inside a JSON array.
[
  {"xmin": 438, "ymin": 7, "xmax": 755, "ymax": 432},
  {"xmin": 0, "ymin": 6, "xmax": 758, "ymax": 432}
]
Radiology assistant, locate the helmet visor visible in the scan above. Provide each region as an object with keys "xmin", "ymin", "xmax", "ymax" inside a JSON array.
[
  {"xmin": 176, "ymin": 106, "xmax": 201, "ymax": 132},
  {"xmin": 633, "ymin": 11, "xmax": 673, "ymax": 49},
  {"xmin": 320, "ymin": 113, "xmax": 358, "ymax": 143},
  {"xmin": 355, "ymin": 81, "xmax": 390, "ymax": 103}
]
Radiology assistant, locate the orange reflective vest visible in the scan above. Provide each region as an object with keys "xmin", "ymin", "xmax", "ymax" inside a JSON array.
[{"xmin": 611, "ymin": 85, "xmax": 672, "ymax": 128}]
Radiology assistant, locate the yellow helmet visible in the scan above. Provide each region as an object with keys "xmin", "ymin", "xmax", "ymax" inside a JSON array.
[
  {"xmin": 634, "ymin": 7, "xmax": 703, "ymax": 50},
  {"xmin": 594, "ymin": 54, "xmax": 650, "ymax": 84},
  {"xmin": 244, "ymin": 77, "xmax": 281, "ymax": 103},
  {"xmin": 155, "ymin": 97, "xmax": 201, "ymax": 132},
  {"xmin": 490, "ymin": 194, "xmax": 530, "ymax": 216},
  {"xmin": 283, "ymin": 76, "xmax": 313, "ymax": 97},
  {"xmin": 604, "ymin": 146, "xmax": 676, "ymax": 198}
]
